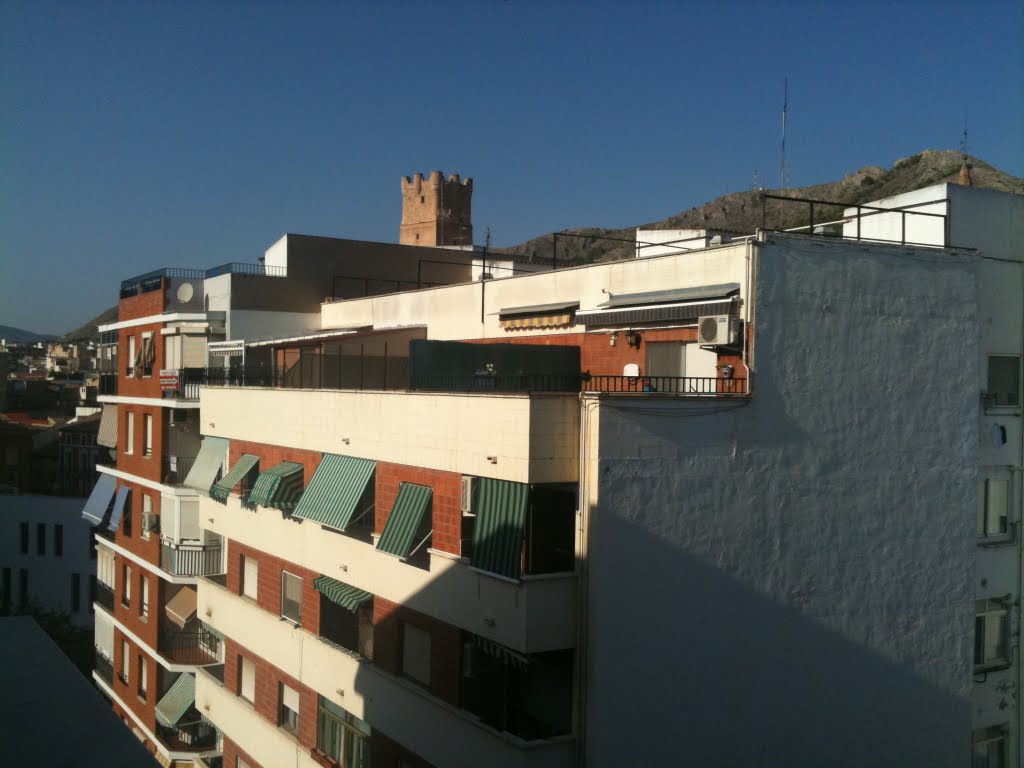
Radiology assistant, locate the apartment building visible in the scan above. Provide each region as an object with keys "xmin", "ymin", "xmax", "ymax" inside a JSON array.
[
  {"xmin": 0, "ymin": 494, "xmax": 97, "ymax": 627},
  {"xmin": 174, "ymin": 185, "xmax": 1022, "ymax": 768},
  {"xmin": 81, "ymin": 231, "xmax": 479, "ymax": 767}
]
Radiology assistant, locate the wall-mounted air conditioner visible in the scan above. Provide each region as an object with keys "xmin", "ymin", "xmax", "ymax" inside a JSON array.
[
  {"xmin": 697, "ymin": 315, "xmax": 740, "ymax": 346},
  {"xmin": 461, "ymin": 477, "xmax": 477, "ymax": 516}
]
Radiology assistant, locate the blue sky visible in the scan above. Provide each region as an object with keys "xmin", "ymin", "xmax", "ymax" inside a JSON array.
[{"xmin": 2, "ymin": 0, "xmax": 1022, "ymax": 333}]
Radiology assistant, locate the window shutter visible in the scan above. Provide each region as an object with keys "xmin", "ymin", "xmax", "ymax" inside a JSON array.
[
  {"xmin": 241, "ymin": 657, "xmax": 255, "ymax": 702},
  {"xmin": 282, "ymin": 684, "xmax": 300, "ymax": 713},
  {"xmin": 243, "ymin": 557, "xmax": 258, "ymax": 600}
]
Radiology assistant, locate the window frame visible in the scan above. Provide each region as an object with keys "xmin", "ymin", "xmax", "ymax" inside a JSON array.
[
  {"xmin": 239, "ymin": 656, "xmax": 256, "ymax": 704},
  {"xmin": 978, "ymin": 475, "xmax": 1013, "ymax": 542},
  {"xmin": 126, "ymin": 336, "xmax": 136, "ymax": 378},
  {"xmin": 122, "ymin": 564, "xmax": 131, "ymax": 608},
  {"xmin": 987, "ymin": 354, "xmax": 1022, "ymax": 408},
  {"xmin": 36, "ymin": 522, "xmax": 46, "ymax": 555},
  {"xmin": 241, "ymin": 555, "xmax": 258, "ymax": 601},
  {"xmin": 973, "ymin": 724, "xmax": 1007, "ymax": 768},
  {"xmin": 139, "ymin": 573, "xmax": 149, "ymax": 620},
  {"xmin": 975, "ymin": 597, "xmax": 1011, "ymax": 671},
  {"xmin": 120, "ymin": 639, "xmax": 130, "ymax": 685},
  {"xmin": 279, "ymin": 683, "xmax": 300, "ymax": 735},
  {"xmin": 316, "ymin": 696, "xmax": 371, "ymax": 767},
  {"xmin": 71, "ymin": 573, "xmax": 81, "ymax": 612},
  {"xmin": 400, "ymin": 621, "xmax": 432, "ymax": 686},
  {"xmin": 281, "ymin": 571, "xmax": 302, "ymax": 625},
  {"xmin": 143, "ymin": 414, "xmax": 153, "ymax": 457},
  {"xmin": 54, "ymin": 524, "xmax": 63, "ymax": 557},
  {"xmin": 125, "ymin": 412, "xmax": 135, "ymax": 455},
  {"xmin": 137, "ymin": 655, "xmax": 147, "ymax": 701},
  {"xmin": 19, "ymin": 522, "xmax": 28, "ymax": 554}
]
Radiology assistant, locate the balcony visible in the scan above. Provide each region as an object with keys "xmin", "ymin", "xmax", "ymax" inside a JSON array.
[
  {"xmin": 95, "ymin": 651, "xmax": 114, "ymax": 685},
  {"xmin": 160, "ymin": 456, "xmax": 197, "ymax": 487},
  {"xmin": 95, "ymin": 581, "xmax": 115, "ymax": 613},
  {"xmin": 156, "ymin": 721, "xmax": 217, "ymax": 752},
  {"xmin": 197, "ymin": 578, "xmax": 574, "ymax": 768},
  {"xmin": 158, "ymin": 623, "xmax": 221, "ymax": 666},
  {"xmin": 202, "ymin": 496, "xmax": 574, "ymax": 652},
  {"xmin": 161, "ymin": 542, "xmax": 223, "ymax": 577},
  {"xmin": 200, "ymin": 385, "xmax": 578, "ymax": 486}
]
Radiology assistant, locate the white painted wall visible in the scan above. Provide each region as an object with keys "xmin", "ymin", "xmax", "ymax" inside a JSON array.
[
  {"xmin": 0, "ymin": 495, "xmax": 96, "ymax": 627},
  {"xmin": 583, "ymin": 235, "xmax": 978, "ymax": 767}
]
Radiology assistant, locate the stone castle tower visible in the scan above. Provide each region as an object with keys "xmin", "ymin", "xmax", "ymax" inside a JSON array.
[{"xmin": 400, "ymin": 171, "xmax": 473, "ymax": 247}]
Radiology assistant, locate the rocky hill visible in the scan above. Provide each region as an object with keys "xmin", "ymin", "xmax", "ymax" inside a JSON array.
[
  {"xmin": 502, "ymin": 150, "xmax": 1024, "ymax": 265},
  {"xmin": 62, "ymin": 305, "xmax": 118, "ymax": 343},
  {"xmin": 0, "ymin": 325, "xmax": 56, "ymax": 343}
]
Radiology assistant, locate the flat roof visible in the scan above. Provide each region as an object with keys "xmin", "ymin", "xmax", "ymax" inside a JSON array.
[{"xmin": 0, "ymin": 617, "xmax": 156, "ymax": 767}]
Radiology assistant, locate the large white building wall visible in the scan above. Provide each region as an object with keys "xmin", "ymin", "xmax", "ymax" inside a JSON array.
[
  {"xmin": 0, "ymin": 495, "xmax": 96, "ymax": 628},
  {"xmin": 583, "ymin": 235, "xmax": 978, "ymax": 767}
]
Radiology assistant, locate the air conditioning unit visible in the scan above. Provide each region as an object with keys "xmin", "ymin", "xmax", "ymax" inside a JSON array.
[
  {"xmin": 143, "ymin": 512, "xmax": 160, "ymax": 533},
  {"xmin": 697, "ymin": 315, "xmax": 739, "ymax": 346},
  {"xmin": 461, "ymin": 477, "xmax": 477, "ymax": 516}
]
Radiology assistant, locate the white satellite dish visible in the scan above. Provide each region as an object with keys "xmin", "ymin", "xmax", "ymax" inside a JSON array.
[{"xmin": 176, "ymin": 282, "xmax": 194, "ymax": 303}]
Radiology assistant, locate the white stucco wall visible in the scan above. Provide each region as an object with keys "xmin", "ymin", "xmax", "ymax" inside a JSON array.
[
  {"xmin": 0, "ymin": 495, "xmax": 96, "ymax": 627},
  {"xmin": 583, "ymin": 235, "xmax": 978, "ymax": 767}
]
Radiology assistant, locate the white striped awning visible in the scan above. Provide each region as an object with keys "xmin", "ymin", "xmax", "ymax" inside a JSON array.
[{"xmin": 97, "ymin": 405, "xmax": 118, "ymax": 448}]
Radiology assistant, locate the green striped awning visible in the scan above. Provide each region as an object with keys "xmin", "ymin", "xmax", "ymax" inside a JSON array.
[
  {"xmin": 155, "ymin": 673, "xmax": 196, "ymax": 728},
  {"xmin": 292, "ymin": 454, "xmax": 376, "ymax": 531},
  {"xmin": 473, "ymin": 635, "xmax": 531, "ymax": 670},
  {"xmin": 209, "ymin": 454, "xmax": 259, "ymax": 503},
  {"xmin": 201, "ymin": 622, "xmax": 223, "ymax": 641},
  {"xmin": 471, "ymin": 478, "xmax": 529, "ymax": 579},
  {"xmin": 246, "ymin": 461, "xmax": 305, "ymax": 510},
  {"xmin": 313, "ymin": 576, "xmax": 372, "ymax": 612},
  {"xmin": 376, "ymin": 483, "xmax": 432, "ymax": 558}
]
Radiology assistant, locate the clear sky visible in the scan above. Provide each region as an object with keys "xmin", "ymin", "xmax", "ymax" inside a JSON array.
[{"xmin": 2, "ymin": 0, "xmax": 1022, "ymax": 334}]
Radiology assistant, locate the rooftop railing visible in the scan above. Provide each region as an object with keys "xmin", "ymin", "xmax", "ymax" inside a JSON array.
[{"xmin": 120, "ymin": 263, "xmax": 286, "ymax": 298}]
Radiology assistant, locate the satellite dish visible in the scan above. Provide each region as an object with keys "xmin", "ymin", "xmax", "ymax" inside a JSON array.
[{"xmin": 176, "ymin": 282, "xmax": 195, "ymax": 303}]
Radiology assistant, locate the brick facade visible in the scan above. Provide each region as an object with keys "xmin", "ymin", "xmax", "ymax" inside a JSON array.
[
  {"xmin": 226, "ymin": 540, "xmax": 322, "ymax": 633},
  {"xmin": 374, "ymin": 461, "xmax": 465, "ymax": 556},
  {"xmin": 118, "ymin": 321, "xmax": 167, "ymax": 400},
  {"xmin": 229, "ymin": 440, "xmax": 323, "ymax": 487},
  {"xmin": 223, "ymin": 736, "xmax": 263, "ymax": 768},
  {"xmin": 119, "ymin": 285, "xmax": 167, "ymax": 321},
  {"xmin": 111, "ymin": 628, "xmax": 159, "ymax": 738}
]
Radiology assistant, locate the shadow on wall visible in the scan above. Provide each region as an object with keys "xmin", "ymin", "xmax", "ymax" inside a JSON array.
[{"xmin": 585, "ymin": 511, "xmax": 970, "ymax": 768}]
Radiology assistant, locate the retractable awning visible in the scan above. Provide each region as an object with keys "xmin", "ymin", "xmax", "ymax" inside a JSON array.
[
  {"xmin": 292, "ymin": 454, "xmax": 376, "ymax": 531},
  {"xmin": 183, "ymin": 437, "xmax": 229, "ymax": 494},
  {"xmin": 471, "ymin": 478, "xmax": 529, "ymax": 579},
  {"xmin": 155, "ymin": 673, "xmax": 196, "ymax": 729},
  {"xmin": 498, "ymin": 301, "xmax": 579, "ymax": 330},
  {"xmin": 473, "ymin": 635, "xmax": 531, "ymax": 670},
  {"xmin": 165, "ymin": 587, "xmax": 197, "ymax": 629},
  {"xmin": 209, "ymin": 454, "xmax": 259, "ymax": 503},
  {"xmin": 313, "ymin": 576, "xmax": 372, "ymax": 612},
  {"xmin": 107, "ymin": 486, "xmax": 131, "ymax": 532},
  {"xmin": 97, "ymin": 406, "xmax": 118, "ymax": 448},
  {"xmin": 246, "ymin": 461, "xmax": 305, "ymax": 510},
  {"xmin": 82, "ymin": 473, "xmax": 118, "ymax": 525},
  {"xmin": 575, "ymin": 283, "xmax": 740, "ymax": 327},
  {"xmin": 376, "ymin": 483, "xmax": 432, "ymax": 559}
]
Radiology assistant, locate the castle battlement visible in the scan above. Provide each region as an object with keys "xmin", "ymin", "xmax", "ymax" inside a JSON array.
[{"xmin": 400, "ymin": 170, "xmax": 474, "ymax": 246}]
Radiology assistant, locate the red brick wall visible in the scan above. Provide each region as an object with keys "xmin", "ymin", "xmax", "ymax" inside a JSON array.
[
  {"xmin": 110, "ymin": 479, "xmax": 162, "ymax": 567},
  {"xmin": 460, "ymin": 328, "xmax": 750, "ymax": 380},
  {"xmin": 117, "ymin": 405, "xmax": 165, "ymax": 482},
  {"xmin": 118, "ymin": 321, "xmax": 167, "ymax": 399},
  {"xmin": 111, "ymin": 629, "xmax": 158, "ymax": 733},
  {"xmin": 226, "ymin": 540, "xmax": 322, "ymax": 634},
  {"xmin": 372, "ymin": 597, "xmax": 461, "ymax": 707},
  {"xmin": 224, "ymin": 637, "xmax": 318, "ymax": 754},
  {"xmin": 374, "ymin": 461, "xmax": 464, "ymax": 556},
  {"xmin": 119, "ymin": 283, "xmax": 166, "ymax": 321},
  {"xmin": 112, "ymin": 552, "xmax": 158, "ymax": 648},
  {"xmin": 229, "ymin": 440, "xmax": 323, "ymax": 487},
  {"xmin": 223, "ymin": 736, "xmax": 263, "ymax": 768}
]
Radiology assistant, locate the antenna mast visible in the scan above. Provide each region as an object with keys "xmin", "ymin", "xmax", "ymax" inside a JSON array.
[{"xmin": 780, "ymin": 77, "xmax": 788, "ymax": 191}]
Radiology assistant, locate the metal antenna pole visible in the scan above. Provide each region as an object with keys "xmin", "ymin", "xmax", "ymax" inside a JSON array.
[{"xmin": 781, "ymin": 77, "xmax": 788, "ymax": 192}]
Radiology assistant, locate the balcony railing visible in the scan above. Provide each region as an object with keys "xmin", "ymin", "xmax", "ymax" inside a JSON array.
[
  {"xmin": 95, "ymin": 651, "xmax": 114, "ymax": 684},
  {"xmin": 158, "ymin": 624, "xmax": 221, "ymax": 666},
  {"xmin": 95, "ymin": 581, "xmax": 115, "ymax": 613},
  {"xmin": 583, "ymin": 374, "xmax": 748, "ymax": 395},
  {"xmin": 160, "ymin": 456, "xmax": 196, "ymax": 487},
  {"xmin": 170, "ymin": 364, "xmax": 748, "ymax": 398},
  {"xmin": 156, "ymin": 720, "xmax": 218, "ymax": 752},
  {"xmin": 161, "ymin": 542, "xmax": 223, "ymax": 577}
]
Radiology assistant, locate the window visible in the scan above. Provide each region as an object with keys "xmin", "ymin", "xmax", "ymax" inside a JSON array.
[
  {"xmin": 141, "ymin": 495, "xmax": 152, "ymax": 540},
  {"xmin": 120, "ymin": 640, "xmax": 130, "ymax": 684},
  {"xmin": 973, "ymin": 725, "xmax": 1007, "ymax": 768},
  {"xmin": 979, "ymin": 478, "xmax": 1011, "ymax": 539},
  {"xmin": 317, "ymin": 696, "xmax": 371, "ymax": 768},
  {"xmin": 281, "ymin": 572, "xmax": 302, "ymax": 624},
  {"xmin": 89, "ymin": 575, "xmax": 96, "ymax": 614},
  {"xmin": 143, "ymin": 414, "xmax": 152, "ymax": 457},
  {"xmin": 1, "ymin": 568, "xmax": 9, "ymax": 612},
  {"xmin": 139, "ymin": 574, "xmax": 149, "ymax": 619},
  {"xmin": 137, "ymin": 656, "xmax": 147, "ymax": 700},
  {"xmin": 242, "ymin": 556, "xmax": 258, "ymax": 600},
  {"xmin": 237, "ymin": 760, "xmax": 251, "ymax": 768},
  {"xmin": 36, "ymin": 523, "xmax": 46, "ymax": 555},
  {"xmin": 19, "ymin": 523, "xmax": 28, "ymax": 554},
  {"xmin": 54, "ymin": 524, "xmax": 63, "ymax": 557},
  {"xmin": 239, "ymin": 656, "xmax": 255, "ymax": 704},
  {"xmin": 400, "ymin": 622, "xmax": 431, "ymax": 686},
  {"xmin": 279, "ymin": 683, "xmax": 300, "ymax": 734},
  {"xmin": 122, "ymin": 564, "xmax": 131, "ymax": 607},
  {"xmin": 988, "ymin": 355, "xmax": 1021, "ymax": 407},
  {"xmin": 18, "ymin": 569, "xmax": 28, "ymax": 608},
  {"xmin": 127, "ymin": 336, "xmax": 136, "ymax": 376},
  {"xmin": 125, "ymin": 413, "xmax": 134, "ymax": 455},
  {"xmin": 122, "ymin": 498, "xmax": 132, "ymax": 537},
  {"xmin": 71, "ymin": 573, "xmax": 81, "ymax": 612},
  {"xmin": 975, "ymin": 598, "xmax": 1010, "ymax": 669}
]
